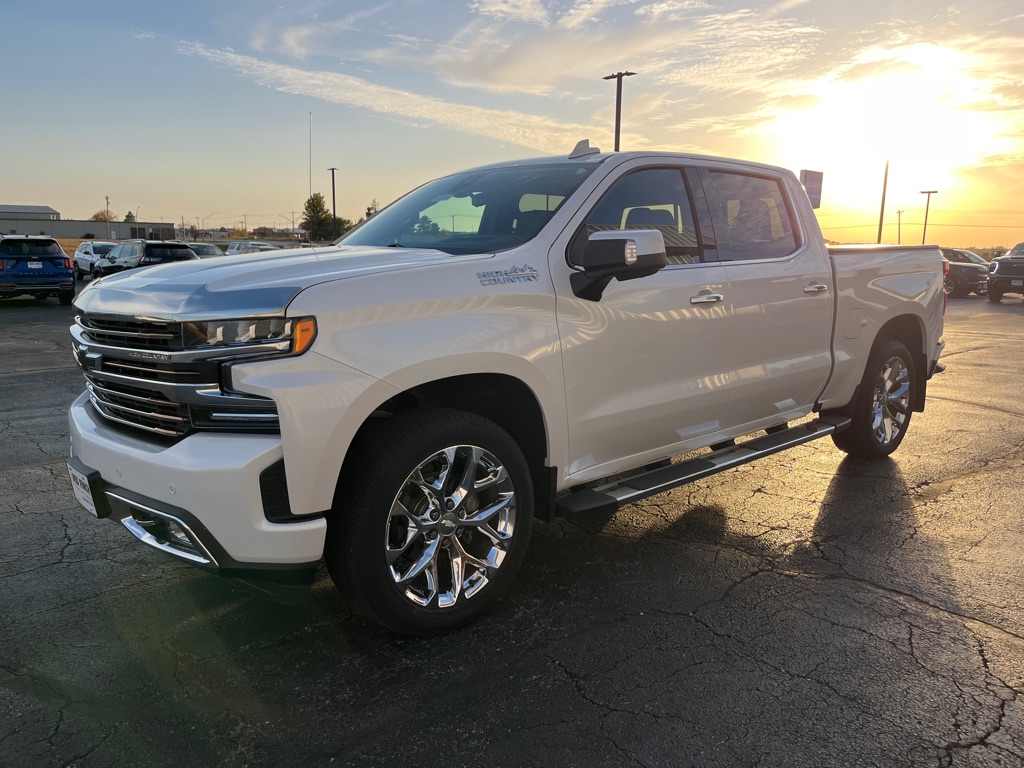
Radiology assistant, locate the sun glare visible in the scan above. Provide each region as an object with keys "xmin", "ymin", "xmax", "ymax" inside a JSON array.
[{"xmin": 766, "ymin": 43, "xmax": 1012, "ymax": 221}]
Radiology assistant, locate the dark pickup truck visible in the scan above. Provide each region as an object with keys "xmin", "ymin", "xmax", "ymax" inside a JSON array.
[{"xmin": 988, "ymin": 242, "xmax": 1024, "ymax": 302}]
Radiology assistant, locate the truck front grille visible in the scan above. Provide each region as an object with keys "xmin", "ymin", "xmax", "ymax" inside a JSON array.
[
  {"xmin": 994, "ymin": 261, "xmax": 1024, "ymax": 278},
  {"xmin": 73, "ymin": 312, "xmax": 279, "ymax": 439},
  {"xmin": 77, "ymin": 315, "xmax": 183, "ymax": 350}
]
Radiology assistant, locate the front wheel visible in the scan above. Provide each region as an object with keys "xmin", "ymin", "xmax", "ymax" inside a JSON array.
[
  {"xmin": 988, "ymin": 289, "xmax": 1003, "ymax": 302},
  {"xmin": 327, "ymin": 408, "xmax": 534, "ymax": 635},
  {"xmin": 832, "ymin": 339, "xmax": 916, "ymax": 460}
]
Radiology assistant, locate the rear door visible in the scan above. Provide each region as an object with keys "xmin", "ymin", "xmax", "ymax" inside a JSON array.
[{"xmin": 694, "ymin": 165, "xmax": 833, "ymax": 430}]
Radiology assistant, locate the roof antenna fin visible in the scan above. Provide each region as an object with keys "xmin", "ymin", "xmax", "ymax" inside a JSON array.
[{"xmin": 568, "ymin": 139, "xmax": 601, "ymax": 159}]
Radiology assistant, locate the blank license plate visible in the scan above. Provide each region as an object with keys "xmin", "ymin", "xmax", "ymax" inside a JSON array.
[
  {"xmin": 1012, "ymin": 280, "xmax": 1023, "ymax": 287},
  {"xmin": 68, "ymin": 462, "xmax": 98, "ymax": 517},
  {"xmin": 27, "ymin": 262, "xmax": 43, "ymax": 269}
]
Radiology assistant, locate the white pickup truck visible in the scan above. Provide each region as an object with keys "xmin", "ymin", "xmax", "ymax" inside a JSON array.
[{"xmin": 67, "ymin": 143, "xmax": 945, "ymax": 634}]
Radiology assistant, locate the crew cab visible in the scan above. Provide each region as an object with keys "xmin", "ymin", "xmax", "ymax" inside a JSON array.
[
  {"xmin": 0, "ymin": 235, "xmax": 74, "ymax": 304},
  {"xmin": 66, "ymin": 144, "xmax": 945, "ymax": 634}
]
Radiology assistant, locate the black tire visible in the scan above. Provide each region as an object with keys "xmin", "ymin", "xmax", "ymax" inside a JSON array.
[
  {"xmin": 58, "ymin": 292, "xmax": 73, "ymax": 306},
  {"xmin": 92, "ymin": 265, "xmax": 102, "ymax": 278},
  {"xmin": 988, "ymin": 289, "xmax": 1002, "ymax": 302},
  {"xmin": 327, "ymin": 408, "xmax": 534, "ymax": 635},
  {"xmin": 74, "ymin": 264, "xmax": 83, "ymax": 281},
  {"xmin": 944, "ymin": 276, "xmax": 959, "ymax": 296},
  {"xmin": 832, "ymin": 339, "xmax": 916, "ymax": 460}
]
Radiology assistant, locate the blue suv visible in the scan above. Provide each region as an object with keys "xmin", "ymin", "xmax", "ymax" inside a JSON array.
[{"xmin": 0, "ymin": 236, "xmax": 75, "ymax": 305}]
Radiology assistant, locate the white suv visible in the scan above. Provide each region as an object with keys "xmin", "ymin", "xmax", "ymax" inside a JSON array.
[{"xmin": 72, "ymin": 241, "xmax": 117, "ymax": 280}]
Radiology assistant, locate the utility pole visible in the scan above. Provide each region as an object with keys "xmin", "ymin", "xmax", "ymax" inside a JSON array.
[
  {"xmin": 105, "ymin": 196, "xmax": 112, "ymax": 239},
  {"xmin": 920, "ymin": 190, "xmax": 938, "ymax": 245},
  {"xmin": 602, "ymin": 71, "xmax": 636, "ymax": 152},
  {"xmin": 876, "ymin": 159, "xmax": 889, "ymax": 244},
  {"xmin": 327, "ymin": 167, "xmax": 338, "ymax": 239},
  {"xmin": 897, "ymin": 209, "xmax": 904, "ymax": 244}
]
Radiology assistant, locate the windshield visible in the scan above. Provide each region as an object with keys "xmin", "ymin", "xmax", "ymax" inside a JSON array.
[
  {"xmin": 958, "ymin": 250, "xmax": 987, "ymax": 265},
  {"xmin": 336, "ymin": 162, "xmax": 597, "ymax": 255},
  {"xmin": 1008, "ymin": 242, "xmax": 1024, "ymax": 257}
]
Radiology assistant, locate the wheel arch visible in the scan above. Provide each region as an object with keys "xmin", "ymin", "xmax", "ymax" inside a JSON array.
[
  {"xmin": 339, "ymin": 373, "xmax": 556, "ymax": 520},
  {"xmin": 826, "ymin": 311, "xmax": 928, "ymax": 419}
]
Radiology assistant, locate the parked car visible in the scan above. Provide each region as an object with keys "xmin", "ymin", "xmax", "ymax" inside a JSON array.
[
  {"xmin": 225, "ymin": 241, "xmax": 280, "ymax": 255},
  {"xmin": 988, "ymin": 242, "xmax": 1024, "ymax": 302},
  {"xmin": 92, "ymin": 240, "xmax": 199, "ymax": 277},
  {"xmin": 188, "ymin": 243, "xmax": 225, "ymax": 258},
  {"xmin": 940, "ymin": 248, "xmax": 989, "ymax": 297},
  {"xmin": 66, "ymin": 145, "xmax": 945, "ymax": 634},
  {"xmin": 72, "ymin": 241, "xmax": 117, "ymax": 280},
  {"xmin": 0, "ymin": 235, "xmax": 75, "ymax": 304}
]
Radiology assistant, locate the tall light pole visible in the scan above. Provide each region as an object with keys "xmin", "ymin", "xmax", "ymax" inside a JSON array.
[
  {"xmin": 897, "ymin": 209, "xmax": 904, "ymax": 245},
  {"xmin": 603, "ymin": 71, "xmax": 636, "ymax": 152},
  {"xmin": 876, "ymin": 159, "xmax": 889, "ymax": 244},
  {"xmin": 920, "ymin": 190, "xmax": 938, "ymax": 245},
  {"xmin": 327, "ymin": 167, "xmax": 339, "ymax": 239}
]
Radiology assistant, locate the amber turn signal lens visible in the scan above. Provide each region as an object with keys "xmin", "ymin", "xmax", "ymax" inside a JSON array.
[{"xmin": 293, "ymin": 318, "xmax": 317, "ymax": 355}]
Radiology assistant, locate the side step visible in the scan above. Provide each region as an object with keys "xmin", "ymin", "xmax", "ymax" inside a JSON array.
[{"xmin": 555, "ymin": 415, "xmax": 851, "ymax": 516}]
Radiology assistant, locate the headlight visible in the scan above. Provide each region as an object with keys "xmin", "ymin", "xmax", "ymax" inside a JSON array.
[{"xmin": 182, "ymin": 316, "xmax": 317, "ymax": 355}]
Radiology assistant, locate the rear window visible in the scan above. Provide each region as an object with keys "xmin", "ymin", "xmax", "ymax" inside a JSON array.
[
  {"xmin": 143, "ymin": 245, "xmax": 198, "ymax": 264},
  {"xmin": 0, "ymin": 239, "xmax": 61, "ymax": 256}
]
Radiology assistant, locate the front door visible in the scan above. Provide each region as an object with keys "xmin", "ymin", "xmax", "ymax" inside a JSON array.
[{"xmin": 552, "ymin": 163, "xmax": 731, "ymax": 481}]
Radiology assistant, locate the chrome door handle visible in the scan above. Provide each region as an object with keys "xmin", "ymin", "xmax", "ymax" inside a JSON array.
[
  {"xmin": 803, "ymin": 283, "xmax": 828, "ymax": 294},
  {"xmin": 690, "ymin": 292, "xmax": 724, "ymax": 305}
]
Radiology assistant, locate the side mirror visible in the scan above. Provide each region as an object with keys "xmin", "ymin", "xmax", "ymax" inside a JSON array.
[{"xmin": 571, "ymin": 229, "xmax": 668, "ymax": 301}]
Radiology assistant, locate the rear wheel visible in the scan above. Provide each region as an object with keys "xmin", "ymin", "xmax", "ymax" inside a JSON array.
[
  {"xmin": 58, "ymin": 292, "xmax": 73, "ymax": 306},
  {"xmin": 74, "ymin": 263, "xmax": 83, "ymax": 281},
  {"xmin": 832, "ymin": 339, "xmax": 916, "ymax": 460},
  {"xmin": 327, "ymin": 408, "xmax": 534, "ymax": 635},
  {"xmin": 988, "ymin": 288, "xmax": 1003, "ymax": 302}
]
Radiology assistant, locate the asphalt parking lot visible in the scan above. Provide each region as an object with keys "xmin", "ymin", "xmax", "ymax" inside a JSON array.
[{"xmin": 2, "ymin": 291, "xmax": 1023, "ymax": 767}]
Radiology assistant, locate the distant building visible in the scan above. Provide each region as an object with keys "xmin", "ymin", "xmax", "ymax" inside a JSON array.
[
  {"xmin": 0, "ymin": 204, "xmax": 60, "ymax": 221},
  {"xmin": 0, "ymin": 204, "xmax": 173, "ymax": 240}
]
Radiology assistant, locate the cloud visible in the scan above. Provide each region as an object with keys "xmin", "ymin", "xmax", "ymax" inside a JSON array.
[
  {"xmin": 557, "ymin": 0, "xmax": 637, "ymax": 29},
  {"xmin": 635, "ymin": 1, "xmax": 711, "ymax": 20},
  {"xmin": 469, "ymin": 0, "xmax": 550, "ymax": 24},
  {"xmin": 176, "ymin": 42, "xmax": 632, "ymax": 153},
  {"xmin": 251, "ymin": 5, "xmax": 394, "ymax": 59}
]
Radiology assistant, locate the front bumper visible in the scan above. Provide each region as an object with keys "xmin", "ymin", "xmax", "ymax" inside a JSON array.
[
  {"xmin": 68, "ymin": 393, "xmax": 326, "ymax": 602},
  {"xmin": 989, "ymin": 275, "xmax": 1024, "ymax": 295}
]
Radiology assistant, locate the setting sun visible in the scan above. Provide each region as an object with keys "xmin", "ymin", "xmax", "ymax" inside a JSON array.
[{"xmin": 766, "ymin": 43, "xmax": 1015, "ymax": 243}]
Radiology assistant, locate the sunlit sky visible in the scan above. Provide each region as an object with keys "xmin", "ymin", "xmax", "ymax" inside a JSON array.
[{"xmin": 4, "ymin": 0, "xmax": 1023, "ymax": 246}]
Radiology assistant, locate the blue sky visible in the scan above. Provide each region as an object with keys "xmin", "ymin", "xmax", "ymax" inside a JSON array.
[{"xmin": 3, "ymin": 0, "xmax": 1023, "ymax": 244}]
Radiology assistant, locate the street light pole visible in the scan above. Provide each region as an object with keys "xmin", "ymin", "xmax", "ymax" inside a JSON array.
[
  {"xmin": 327, "ymin": 167, "xmax": 339, "ymax": 239},
  {"xmin": 920, "ymin": 190, "xmax": 938, "ymax": 245},
  {"xmin": 897, "ymin": 209, "xmax": 904, "ymax": 245},
  {"xmin": 602, "ymin": 71, "xmax": 636, "ymax": 152}
]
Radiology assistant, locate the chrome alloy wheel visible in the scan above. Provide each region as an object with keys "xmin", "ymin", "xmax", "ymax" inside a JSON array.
[
  {"xmin": 871, "ymin": 356, "xmax": 911, "ymax": 446},
  {"xmin": 385, "ymin": 445, "xmax": 516, "ymax": 609}
]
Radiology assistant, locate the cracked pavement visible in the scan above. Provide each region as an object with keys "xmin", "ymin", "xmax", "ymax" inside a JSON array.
[{"xmin": 1, "ymin": 294, "xmax": 1023, "ymax": 767}]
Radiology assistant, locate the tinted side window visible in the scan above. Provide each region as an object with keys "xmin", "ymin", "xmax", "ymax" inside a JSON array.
[
  {"xmin": 572, "ymin": 168, "xmax": 700, "ymax": 266},
  {"xmin": 107, "ymin": 244, "xmax": 124, "ymax": 261},
  {"xmin": 700, "ymin": 170, "xmax": 799, "ymax": 261}
]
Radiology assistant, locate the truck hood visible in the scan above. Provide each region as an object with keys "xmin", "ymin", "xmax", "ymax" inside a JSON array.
[{"xmin": 73, "ymin": 245, "xmax": 486, "ymax": 320}]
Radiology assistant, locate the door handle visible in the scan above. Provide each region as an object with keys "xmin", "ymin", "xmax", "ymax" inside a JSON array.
[
  {"xmin": 803, "ymin": 283, "xmax": 828, "ymax": 294},
  {"xmin": 690, "ymin": 292, "xmax": 724, "ymax": 305}
]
